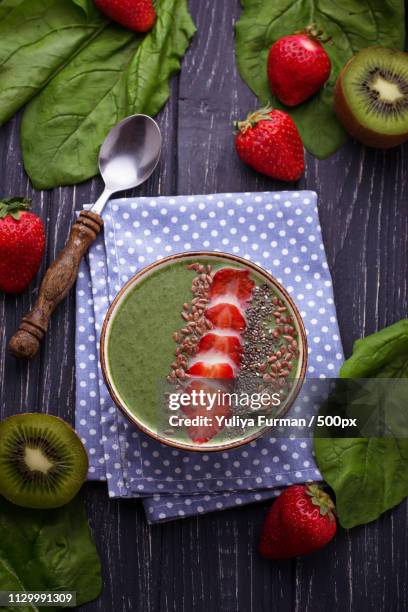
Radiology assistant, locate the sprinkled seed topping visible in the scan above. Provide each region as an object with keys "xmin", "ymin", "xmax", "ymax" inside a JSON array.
[
  {"xmin": 237, "ymin": 284, "xmax": 299, "ymax": 401},
  {"xmin": 167, "ymin": 262, "xmax": 213, "ymax": 385}
]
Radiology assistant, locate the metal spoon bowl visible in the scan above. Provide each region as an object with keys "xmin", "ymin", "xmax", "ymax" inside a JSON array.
[{"xmin": 93, "ymin": 114, "xmax": 162, "ymax": 215}]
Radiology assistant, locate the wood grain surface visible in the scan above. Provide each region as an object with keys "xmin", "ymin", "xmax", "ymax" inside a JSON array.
[{"xmin": 0, "ymin": 2, "xmax": 407, "ymax": 611}]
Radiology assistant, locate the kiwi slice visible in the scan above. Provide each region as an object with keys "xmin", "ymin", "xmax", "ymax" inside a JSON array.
[
  {"xmin": 334, "ymin": 46, "xmax": 408, "ymax": 148},
  {"xmin": 0, "ymin": 413, "xmax": 88, "ymax": 509}
]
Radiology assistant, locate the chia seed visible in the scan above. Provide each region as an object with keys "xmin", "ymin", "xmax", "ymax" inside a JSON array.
[{"xmin": 236, "ymin": 283, "xmax": 299, "ymax": 411}]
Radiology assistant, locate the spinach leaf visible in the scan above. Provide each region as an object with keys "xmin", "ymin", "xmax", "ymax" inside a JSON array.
[
  {"xmin": 126, "ymin": 0, "xmax": 197, "ymax": 120},
  {"xmin": 0, "ymin": 0, "xmax": 23, "ymax": 21},
  {"xmin": 21, "ymin": 25, "xmax": 141, "ymax": 189},
  {"xmin": 71, "ymin": 0, "xmax": 101, "ymax": 18},
  {"xmin": 340, "ymin": 319, "xmax": 408, "ymax": 378},
  {"xmin": 0, "ymin": 0, "xmax": 106, "ymax": 126},
  {"xmin": 235, "ymin": 0, "xmax": 405, "ymax": 159},
  {"xmin": 21, "ymin": 0, "xmax": 195, "ymax": 189},
  {"xmin": 0, "ymin": 559, "xmax": 37, "ymax": 612},
  {"xmin": 315, "ymin": 437, "xmax": 408, "ymax": 529},
  {"xmin": 0, "ymin": 496, "xmax": 102, "ymax": 610},
  {"xmin": 314, "ymin": 320, "xmax": 408, "ymax": 528},
  {"xmin": 71, "ymin": 0, "xmax": 90, "ymax": 12}
]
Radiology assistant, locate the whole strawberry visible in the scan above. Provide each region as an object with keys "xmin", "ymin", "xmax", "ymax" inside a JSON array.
[
  {"xmin": 94, "ymin": 0, "xmax": 156, "ymax": 33},
  {"xmin": 0, "ymin": 198, "xmax": 45, "ymax": 294},
  {"xmin": 268, "ymin": 26, "xmax": 331, "ymax": 107},
  {"xmin": 259, "ymin": 484, "xmax": 337, "ymax": 559},
  {"xmin": 235, "ymin": 107, "xmax": 304, "ymax": 182}
]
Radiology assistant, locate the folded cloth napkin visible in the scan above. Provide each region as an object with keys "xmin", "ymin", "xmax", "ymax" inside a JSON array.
[{"xmin": 75, "ymin": 191, "xmax": 344, "ymax": 523}]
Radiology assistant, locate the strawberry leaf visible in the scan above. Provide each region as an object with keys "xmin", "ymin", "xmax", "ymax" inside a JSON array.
[
  {"xmin": 0, "ymin": 197, "xmax": 31, "ymax": 220},
  {"xmin": 306, "ymin": 484, "xmax": 335, "ymax": 518},
  {"xmin": 235, "ymin": 0, "xmax": 405, "ymax": 159}
]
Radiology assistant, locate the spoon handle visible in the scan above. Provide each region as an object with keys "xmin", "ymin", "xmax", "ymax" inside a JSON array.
[{"xmin": 8, "ymin": 210, "xmax": 103, "ymax": 360}]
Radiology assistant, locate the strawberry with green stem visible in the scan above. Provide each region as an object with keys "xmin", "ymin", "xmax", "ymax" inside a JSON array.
[
  {"xmin": 259, "ymin": 484, "xmax": 337, "ymax": 559},
  {"xmin": 0, "ymin": 198, "xmax": 45, "ymax": 294},
  {"xmin": 235, "ymin": 107, "xmax": 305, "ymax": 182}
]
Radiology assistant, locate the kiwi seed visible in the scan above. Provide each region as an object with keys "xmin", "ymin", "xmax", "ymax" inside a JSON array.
[
  {"xmin": 0, "ymin": 413, "xmax": 88, "ymax": 509},
  {"xmin": 334, "ymin": 46, "xmax": 408, "ymax": 148}
]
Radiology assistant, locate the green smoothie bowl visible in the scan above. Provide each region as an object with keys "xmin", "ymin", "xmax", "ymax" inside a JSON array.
[{"xmin": 100, "ymin": 252, "xmax": 308, "ymax": 452}]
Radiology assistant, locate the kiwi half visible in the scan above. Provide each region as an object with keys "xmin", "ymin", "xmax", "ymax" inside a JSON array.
[
  {"xmin": 334, "ymin": 46, "xmax": 408, "ymax": 148},
  {"xmin": 0, "ymin": 413, "xmax": 88, "ymax": 509}
]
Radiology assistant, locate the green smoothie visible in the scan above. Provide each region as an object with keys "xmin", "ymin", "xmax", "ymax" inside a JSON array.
[{"xmin": 105, "ymin": 254, "xmax": 304, "ymax": 449}]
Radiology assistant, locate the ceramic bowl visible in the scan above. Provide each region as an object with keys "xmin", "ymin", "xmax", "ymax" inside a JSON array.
[{"xmin": 100, "ymin": 252, "xmax": 308, "ymax": 452}]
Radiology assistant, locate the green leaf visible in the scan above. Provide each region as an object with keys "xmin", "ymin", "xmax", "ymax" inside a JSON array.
[
  {"xmin": 0, "ymin": 196, "xmax": 31, "ymax": 220},
  {"xmin": 314, "ymin": 320, "xmax": 408, "ymax": 528},
  {"xmin": 21, "ymin": 25, "xmax": 141, "ymax": 189},
  {"xmin": 0, "ymin": 559, "xmax": 38, "ymax": 612},
  {"xmin": 0, "ymin": 0, "xmax": 106, "ymax": 126},
  {"xmin": 126, "ymin": 0, "xmax": 197, "ymax": 118},
  {"xmin": 235, "ymin": 0, "xmax": 406, "ymax": 158},
  {"xmin": 21, "ymin": 0, "xmax": 196, "ymax": 189},
  {"xmin": 0, "ymin": 496, "xmax": 102, "ymax": 611},
  {"xmin": 0, "ymin": 0, "xmax": 24, "ymax": 21},
  {"xmin": 340, "ymin": 319, "xmax": 408, "ymax": 378},
  {"xmin": 314, "ymin": 437, "xmax": 408, "ymax": 529},
  {"xmin": 71, "ymin": 0, "xmax": 96, "ymax": 15}
]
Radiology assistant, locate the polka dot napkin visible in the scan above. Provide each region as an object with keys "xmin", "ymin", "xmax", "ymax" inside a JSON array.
[{"xmin": 75, "ymin": 191, "xmax": 343, "ymax": 523}]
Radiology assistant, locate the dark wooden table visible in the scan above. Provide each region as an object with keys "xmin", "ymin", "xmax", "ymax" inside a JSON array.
[{"xmin": 1, "ymin": 2, "xmax": 407, "ymax": 610}]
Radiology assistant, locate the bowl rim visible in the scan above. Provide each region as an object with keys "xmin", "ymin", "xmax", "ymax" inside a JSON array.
[{"xmin": 100, "ymin": 251, "xmax": 308, "ymax": 452}]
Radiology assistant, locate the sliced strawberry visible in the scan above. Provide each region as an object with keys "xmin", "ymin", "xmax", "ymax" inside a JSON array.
[
  {"xmin": 187, "ymin": 361, "xmax": 235, "ymax": 379},
  {"xmin": 182, "ymin": 381, "xmax": 231, "ymax": 443},
  {"xmin": 197, "ymin": 333, "xmax": 243, "ymax": 365},
  {"xmin": 210, "ymin": 268, "xmax": 255, "ymax": 306},
  {"xmin": 205, "ymin": 303, "xmax": 246, "ymax": 332}
]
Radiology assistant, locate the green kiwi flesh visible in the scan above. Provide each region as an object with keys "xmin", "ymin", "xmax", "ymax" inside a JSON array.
[
  {"xmin": 334, "ymin": 47, "xmax": 408, "ymax": 148},
  {"xmin": 0, "ymin": 413, "xmax": 88, "ymax": 509}
]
